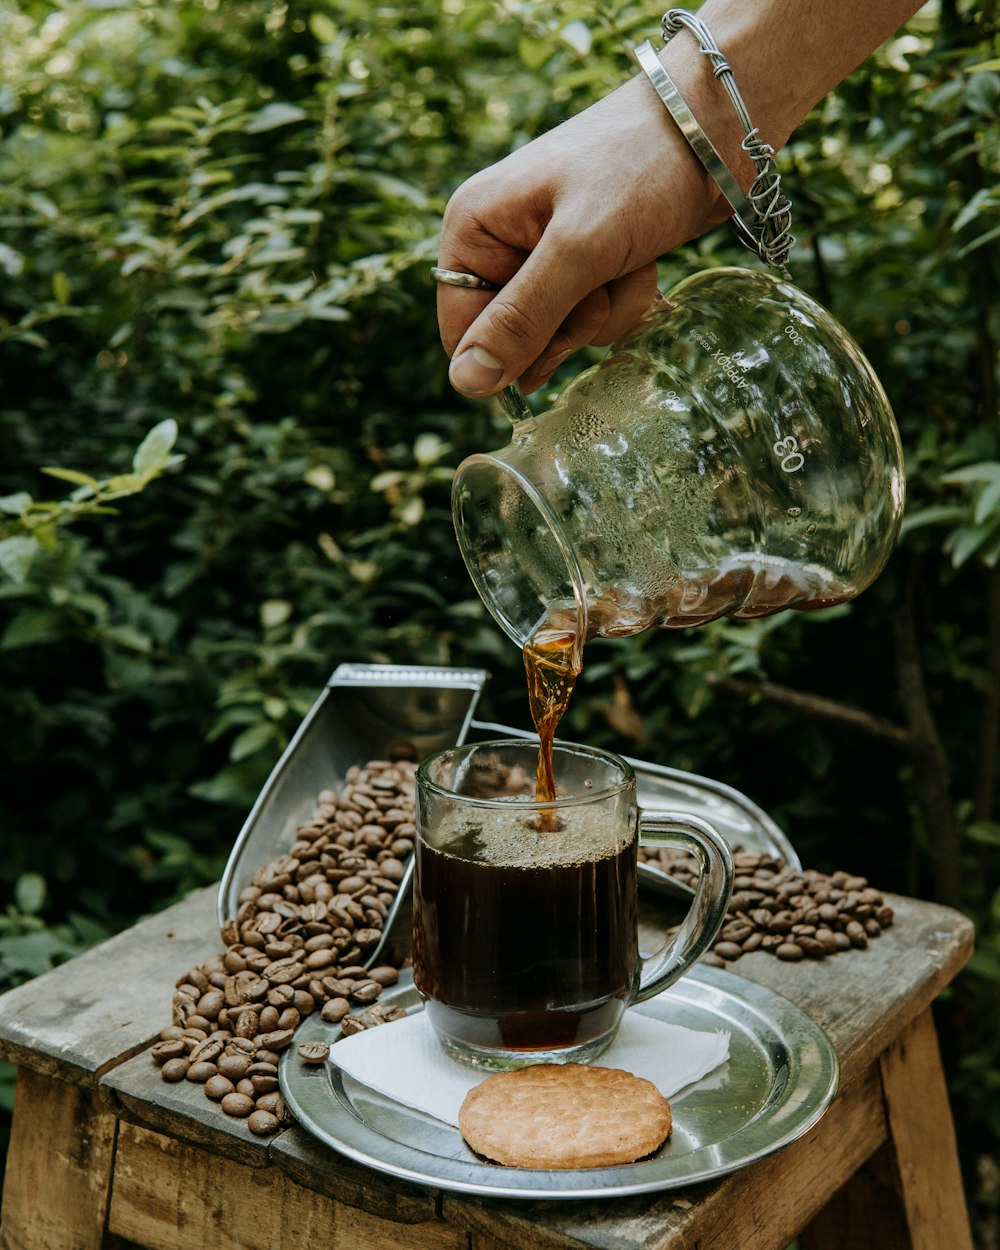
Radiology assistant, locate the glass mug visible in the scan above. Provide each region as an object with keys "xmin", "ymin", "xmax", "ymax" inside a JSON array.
[
  {"xmin": 412, "ymin": 739, "xmax": 734, "ymax": 1070},
  {"xmin": 452, "ymin": 267, "xmax": 906, "ymax": 665}
]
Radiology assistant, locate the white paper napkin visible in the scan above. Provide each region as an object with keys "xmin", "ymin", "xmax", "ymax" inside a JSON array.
[{"xmin": 330, "ymin": 1007, "xmax": 730, "ymax": 1127}]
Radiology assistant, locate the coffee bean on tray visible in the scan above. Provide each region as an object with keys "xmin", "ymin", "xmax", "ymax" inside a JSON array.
[{"xmin": 153, "ymin": 759, "xmax": 415, "ymax": 1133}]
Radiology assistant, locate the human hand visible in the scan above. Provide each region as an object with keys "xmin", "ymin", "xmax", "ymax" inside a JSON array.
[{"xmin": 436, "ymin": 65, "xmax": 732, "ymax": 397}]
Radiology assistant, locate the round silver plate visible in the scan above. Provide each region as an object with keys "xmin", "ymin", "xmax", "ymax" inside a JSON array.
[{"xmin": 280, "ymin": 966, "xmax": 838, "ymax": 1200}]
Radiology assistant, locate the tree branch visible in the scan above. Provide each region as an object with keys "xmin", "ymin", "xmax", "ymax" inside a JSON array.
[{"xmin": 704, "ymin": 673, "xmax": 911, "ymax": 746}]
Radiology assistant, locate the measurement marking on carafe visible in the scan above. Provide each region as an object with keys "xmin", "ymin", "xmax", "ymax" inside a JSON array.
[
  {"xmin": 784, "ymin": 323, "xmax": 805, "ymax": 346},
  {"xmin": 773, "ymin": 436, "xmax": 805, "ymax": 473}
]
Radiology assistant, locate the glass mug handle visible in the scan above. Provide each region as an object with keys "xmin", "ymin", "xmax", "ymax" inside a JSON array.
[{"xmin": 635, "ymin": 811, "xmax": 735, "ymax": 1002}]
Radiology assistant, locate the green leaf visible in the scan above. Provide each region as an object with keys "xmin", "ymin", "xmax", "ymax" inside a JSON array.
[
  {"xmin": 98, "ymin": 624, "xmax": 153, "ymax": 653},
  {"xmin": 900, "ymin": 504, "xmax": 969, "ymax": 536},
  {"xmin": 0, "ymin": 492, "xmax": 32, "ymax": 516},
  {"xmin": 14, "ymin": 873, "xmax": 46, "ymax": 916},
  {"xmin": 968, "ymin": 822, "xmax": 1000, "ymax": 847},
  {"xmin": 941, "ymin": 462, "xmax": 1000, "ymax": 487},
  {"xmin": 52, "ymin": 271, "xmax": 71, "ymax": 306},
  {"xmin": 309, "ymin": 13, "xmax": 338, "ymax": 44},
  {"xmin": 0, "ymin": 536, "xmax": 41, "ymax": 583},
  {"xmin": 974, "ymin": 478, "xmax": 1000, "ymax": 525},
  {"xmin": 132, "ymin": 419, "xmax": 179, "ymax": 478},
  {"xmin": 518, "ymin": 34, "xmax": 552, "ymax": 70},
  {"xmin": 1, "ymin": 609, "xmax": 64, "ymax": 649},
  {"xmin": 42, "ymin": 467, "xmax": 100, "ymax": 490},
  {"xmin": 944, "ymin": 524, "xmax": 993, "ymax": 568},
  {"xmin": 244, "ymin": 102, "xmax": 308, "ymax": 134},
  {"xmin": 230, "ymin": 721, "xmax": 279, "ymax": 762}
]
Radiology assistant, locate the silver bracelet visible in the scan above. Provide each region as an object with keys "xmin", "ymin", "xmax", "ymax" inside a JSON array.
[{"xmin": 635, "ymin": 7, "xmax": 794, "ymax": 273}]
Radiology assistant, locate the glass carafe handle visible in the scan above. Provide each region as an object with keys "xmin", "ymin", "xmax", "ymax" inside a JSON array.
[{"xmin": 431, "ymin": 266, "xmax": 534, "ymax": 427}]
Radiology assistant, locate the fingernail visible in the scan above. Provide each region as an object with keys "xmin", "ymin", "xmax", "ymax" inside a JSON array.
[{"xmin": 449, "ymin": 345, "xmax": 505, "ymax": 396}]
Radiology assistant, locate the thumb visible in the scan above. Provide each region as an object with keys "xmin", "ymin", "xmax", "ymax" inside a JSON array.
[{"xmin": 447, "ymin": 239, "xmax": 597, "ymax": 397}]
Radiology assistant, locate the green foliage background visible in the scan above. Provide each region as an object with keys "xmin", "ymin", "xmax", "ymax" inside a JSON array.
[{"xmin": 0, "ymin": 0, "xmax": 998, "ymax": 1232}]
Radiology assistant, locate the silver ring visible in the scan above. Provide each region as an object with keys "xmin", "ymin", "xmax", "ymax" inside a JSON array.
[{"xmin": 430, "ymin": 266, "xmax": 501, "ymax": 292}]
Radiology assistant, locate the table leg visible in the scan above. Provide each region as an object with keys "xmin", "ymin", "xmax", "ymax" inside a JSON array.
[
  {"xmin": 802, "ymin": 1007, "xmax": 973, "ymax": 1250},
  {"xmin": 0, "ymin": 1068, "xmax": 117, "ymax": 1250}
]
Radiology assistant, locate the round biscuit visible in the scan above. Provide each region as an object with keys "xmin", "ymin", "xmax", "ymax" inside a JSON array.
[{"xmin": 458, "ymin": 1063, "xmax": 672, "ymax": 1169}]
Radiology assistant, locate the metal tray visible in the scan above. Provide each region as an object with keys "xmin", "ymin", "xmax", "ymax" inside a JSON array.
[{"xmin": 280, "ymin": 965, "xmax": 839, "ymax": 1200}]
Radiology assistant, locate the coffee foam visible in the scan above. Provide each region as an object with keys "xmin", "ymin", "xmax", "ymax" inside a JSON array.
[{"xmin": 426, "ymin": 800, "xmax": 632, "ymax": 870}]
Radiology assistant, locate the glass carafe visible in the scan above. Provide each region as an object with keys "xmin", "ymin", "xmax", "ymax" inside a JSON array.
[{"xmin": 452, "ymin": 267, "xmax": 905, "ymax": 664}]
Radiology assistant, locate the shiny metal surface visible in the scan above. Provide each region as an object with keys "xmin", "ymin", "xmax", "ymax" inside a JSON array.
[
  {"xmin": 217, "ymin": 664, "xmax": 488, "ymax": 929},
  {"xmin": 280, "ymin": 965, "xmax": 838, "ymax": 1199}
]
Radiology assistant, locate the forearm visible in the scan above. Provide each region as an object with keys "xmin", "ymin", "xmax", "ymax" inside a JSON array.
[{"xmin": 652, "ymin": 0, "xmax": 926, "ymax": 188}]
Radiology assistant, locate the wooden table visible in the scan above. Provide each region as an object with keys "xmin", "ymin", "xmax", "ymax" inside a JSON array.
[{"xmin": 0, "ymin": 884, "xmax": 975, "ymax": 1250}]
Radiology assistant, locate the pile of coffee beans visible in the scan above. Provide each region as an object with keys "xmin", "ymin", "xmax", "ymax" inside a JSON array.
[
  {"xmin": 639, "ymin": 847, "xmax": 894, "ymax": 964},
  {"xmin": 150, "ymin": 758, "xmax": 416, "ymax": 1134}
]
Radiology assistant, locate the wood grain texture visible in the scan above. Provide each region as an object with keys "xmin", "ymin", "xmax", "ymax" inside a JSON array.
[
  {"xmin": 0, "ymin": 886, "xmax": 220, "ymax": 1085},
  {"xmin": 100, "ymin": 1045, "xmax": 274, "ymax": 1170},
  {"xmin": 800, "ymin": 1142, "xmax": 912, "ymax": 1250},
  {"xmin": 0, "ymin": 1068, "xmax": 117, "ymax": 1250},
  {"xmin": 879, "ymin": 1008, "xmax": 975, "ymax": 1250},
  {"xmin": 270, "ymin": 1124, "xmax": 442, "ymax": 1224},
  {"xmin": 731, "ymin": 893, "xmax": 973, "ymax": 1085},
  {"xmin": 0, "ymin": 881, "xmax": 976, "ymax": 1250},
  {"xmin": 106, "ymin": 1122, "xmax": 466, "ymax": 1250}
]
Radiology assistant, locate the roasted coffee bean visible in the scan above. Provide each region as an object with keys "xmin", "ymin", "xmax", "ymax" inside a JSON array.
[
  {"xmin": 247, "ymin": 1061, "xmax": 277, "ymax": 1076},
  {"xmin": 217, "ymin": 1054, "xmax": 250, "ymax": 1081},
  {"xmin": 160, "ymin": 1058, "xmax": 190, "ymax": 1082},
  {"xmin": 350, "ymin": 979, "xmax": 381, "ymax": 1004},
  {"xmin": 151, "ymin": 1039, "xmax": 187, "ymax": 1064},
  {"xmin": 254, "ymin": 1091, "xmax": 286, "ymax": 1116},
  {"xmin": 340, "ymin": 1015, "xmax": 367, "ymax": 1036},
  {"xmin": 776, "ymin": 942, "xmax": 804, "ymax": 961},
  {"xmin": 221, "ymin": 1093, "xmax": 255, "ymax": 1118},
  {"xmin": 297, "ymin": 1041, "xmax": 330, "ymax": 1065},
  {"xmin": 248, "ymin": 1110, "xmax": 281, "ymax": 1136},
  {"xmin": 154, "ymin": 762, "xmax": 419, "ymax": 1132},
  {"xmin": 257, "ymin": 1005, "xmax": 280, "ymax": 1032},
  {"xmin": 650, "ymin": 846, "xmax": 894, "ymax": 967},
  {"xmin": 205, "ymin": 1075, "xmax": 235, "ymax": 1101},
  {"xmin": 186, "ymin": 1060, "xmax": 218, "ymax": 1082},
  {"xmin": 321, "ymin": 997, "xmax": 351, "ymax": 1022},
  {"xmin": 257, "ymin": 1029, "xmax": 295, "ymax": 1051},
  {"xmin": 713, "ymin": 941, "xmax": 743, "ymax": 961}
]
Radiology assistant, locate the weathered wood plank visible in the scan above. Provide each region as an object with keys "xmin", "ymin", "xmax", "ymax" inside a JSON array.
[
  {"xmin": 439, "ymin": 1063, "xmax": 886, "ymax": 1250},
  {"xmin": 102, "ymin": 1049, "xmax": 442, "ymax": 1223},
  {"xmin": 0, "ymin": 1067, "xmax": 117, "ymax": 1250},
  {"xmin": 880, "ymin": 1007, "xmax": 975, "ymax": 1250},
  {"xmin": 270, "ymin": 1124, "xmax": 442, "ymax": 1224},
  {"xmin": 106, "ymin": 1122, "xmax": 466, "ymax": 1250},
  {"xmin": 799, "ymin": 1143, "xmax": 911, "ymax": 1250},
  {"xmin": 100, "ymin": 1044, "xmax": 273, "ymax": 1170},
  {"xmin": 0, "ymin": 886, "xmax": 221, "ymax": 1085},
  {"xmin": 732, "ymin": 893, "xmax": 973, "ymax": 1085}
]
